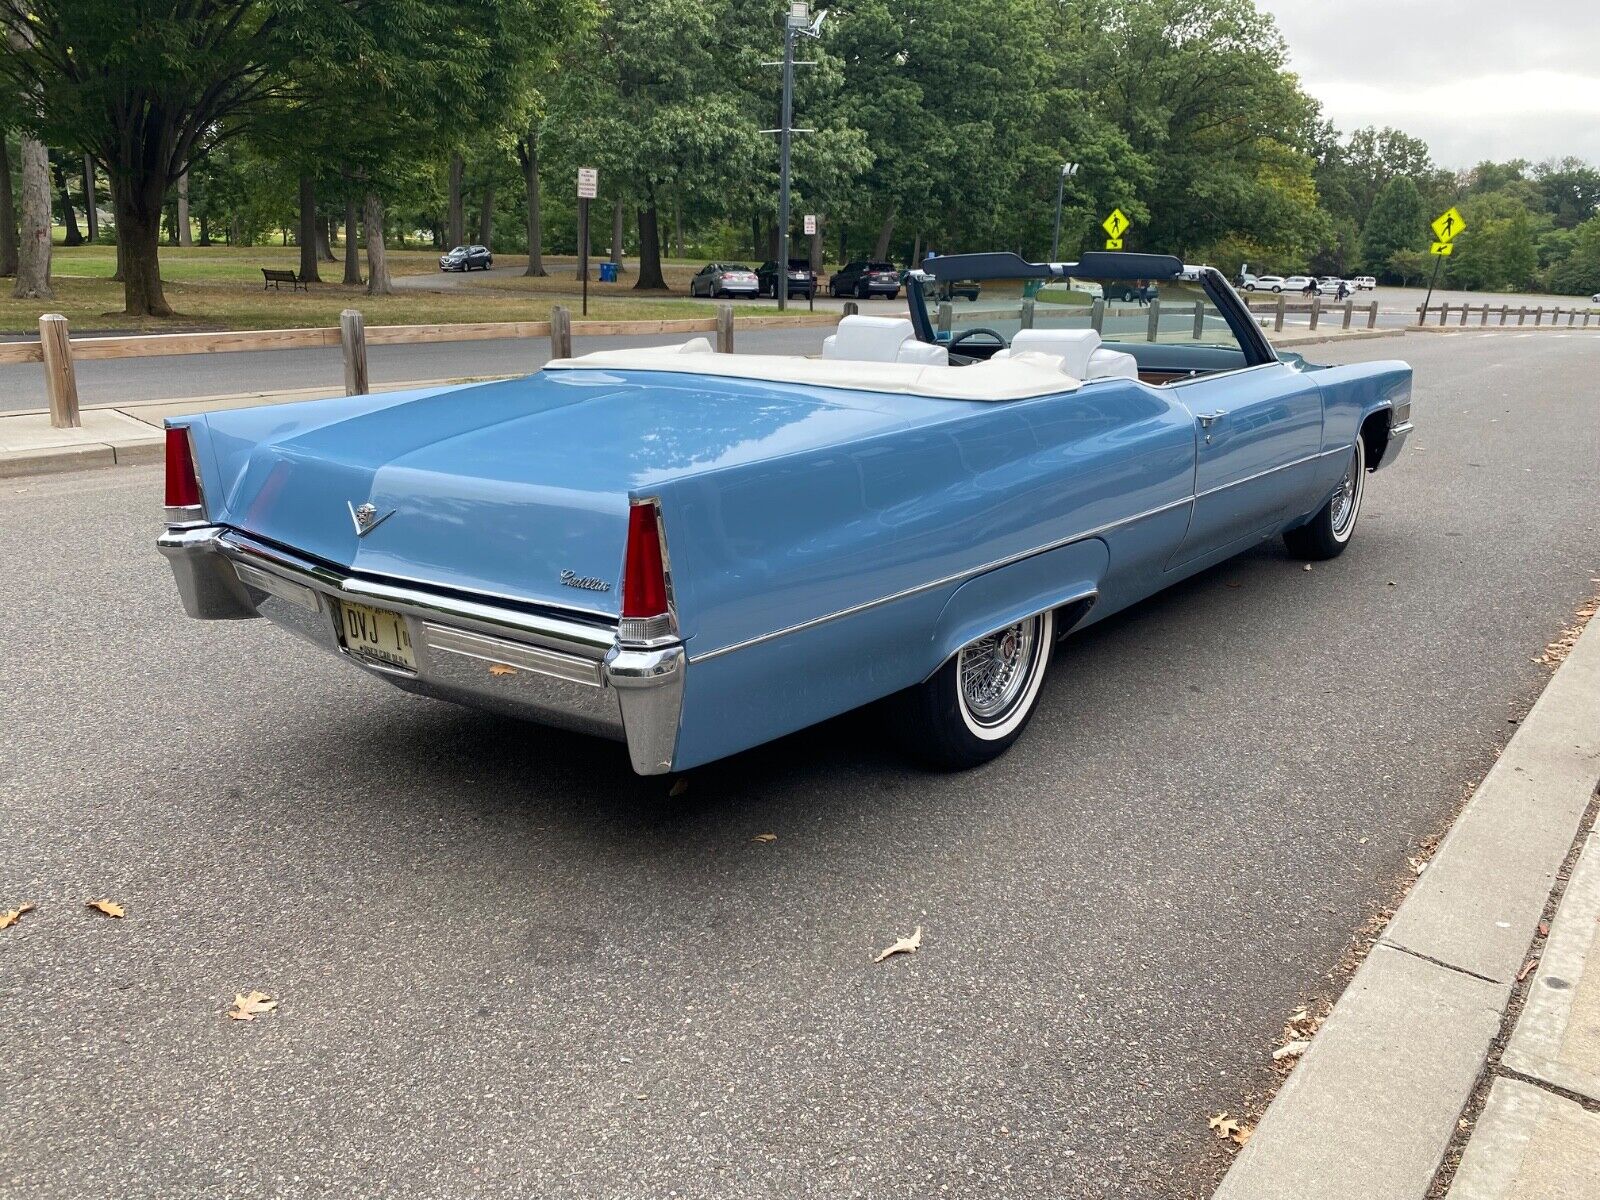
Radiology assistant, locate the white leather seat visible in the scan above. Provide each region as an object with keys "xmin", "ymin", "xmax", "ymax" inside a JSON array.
[
  {"xmin": 1085, "ymin": 348, "xmax": 1138, "ymax": 380},
  {"xmin": 1006, "ymin": 328, "xmax": 1102, "ymax": 378},
  {"xmin": 822, "ymin": 315, "xmax": 948, "ymax": 366}
]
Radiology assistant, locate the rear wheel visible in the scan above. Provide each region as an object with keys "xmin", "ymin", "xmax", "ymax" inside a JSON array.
[
  {"xmin": 889, "ymin": 610, "xmax": 1054, "ymax": 769},
  {"xmin": 1285, "ymin": 438, "xmax": 1366, "ymax": 560}
]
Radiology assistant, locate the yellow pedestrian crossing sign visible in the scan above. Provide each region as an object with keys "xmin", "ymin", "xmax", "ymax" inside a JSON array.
[
  {"xmin": 1102, "ymin": 208, "xmax": 1130, "ymax": 240},
  {"xmin": 1431, "ymin": 207, "xmax": 1466, "ymax": 244},
  {"xmin": 1430, "ymin": 241, "xmax": 1454, "ymax": 256}
]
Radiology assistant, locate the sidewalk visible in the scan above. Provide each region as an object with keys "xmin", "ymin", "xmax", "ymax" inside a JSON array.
[{"xmin": 1214, "ymin": 605, "xmax": 1600, "ymax": 1199}]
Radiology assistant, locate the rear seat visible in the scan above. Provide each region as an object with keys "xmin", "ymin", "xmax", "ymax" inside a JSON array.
[{"xmin": 822, "ymin": 315, "xmax": 948, "ymax": 366}]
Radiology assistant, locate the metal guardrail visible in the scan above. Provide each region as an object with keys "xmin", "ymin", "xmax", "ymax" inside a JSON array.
[{"xmin": 8, "ymin": 305, "xmax": 846, "ymax": 430}]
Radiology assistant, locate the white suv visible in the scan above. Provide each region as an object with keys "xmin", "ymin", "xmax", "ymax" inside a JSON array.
[{"xmin": 1352, "ymin": 276, "xmax": 1377, "ymax": 290}]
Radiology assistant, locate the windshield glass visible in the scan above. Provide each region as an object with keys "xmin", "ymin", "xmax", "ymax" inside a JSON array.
[{"xmin": 914, "ymin": 275, "xmax": 1250, "ymax": 372}]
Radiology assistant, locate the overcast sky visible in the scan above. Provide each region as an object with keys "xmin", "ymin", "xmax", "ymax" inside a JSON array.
[{"xmin": 1255, "ymin": 1, "xmax": 1600, "ymax": 169}]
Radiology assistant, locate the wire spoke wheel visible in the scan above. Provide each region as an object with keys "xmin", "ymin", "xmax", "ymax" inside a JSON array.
[
  {"xmin": 1330, "ymin": 440, "xmax": 1365, "ymax": 541},
  {"xmin": 958, "ymin": 616, "xmax": 1042, "ymax": 727}
]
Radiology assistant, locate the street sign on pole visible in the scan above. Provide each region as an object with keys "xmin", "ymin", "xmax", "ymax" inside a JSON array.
[
  {"xmin": 803, "ymin": 214, "xmax": 816, "ymax": 235},
  {"xmin": 576, "ymin": 168, "xmax": 596, "ymax": 316},
  {"xmin": 1430, "ymin": 241, "xmax": 1454, "ymax": 257},
  {"xmin": 1102, "ymin": 208, "xmax": 1129, "ymax": 250},
  {"xmin": 1431, "ymin": 206, "xmax": 1466, "ymax": 245}
]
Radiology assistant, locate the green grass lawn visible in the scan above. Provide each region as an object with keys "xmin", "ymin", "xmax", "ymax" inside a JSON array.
[{"xmin": 3, "ymin": 246, "xmax": 771, "ymax": 333}]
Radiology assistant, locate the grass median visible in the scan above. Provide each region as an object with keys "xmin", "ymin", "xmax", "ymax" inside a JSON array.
[{"xmin": 3, "ymin": 246, "xmax": 775, "ymax": 334}]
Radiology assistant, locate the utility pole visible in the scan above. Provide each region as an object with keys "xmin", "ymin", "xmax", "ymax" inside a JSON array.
[
  {"xmin": 1049, "ymin": 162, "xmax": 1079, "ymax": 262},
  {"xmin": 765, "ymin": 4, "xmax": 825, "ymax": 312}
]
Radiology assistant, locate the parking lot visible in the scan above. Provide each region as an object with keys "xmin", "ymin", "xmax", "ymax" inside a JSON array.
[{"xmin": 1, "ymin": 330, "xmax": 1597, "ymax": 1197}]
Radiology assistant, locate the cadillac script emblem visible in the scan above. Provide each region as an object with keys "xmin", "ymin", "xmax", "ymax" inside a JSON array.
[
  {"xmin": 348, "ymin": 500, "xmax": 395, "ymax": 537},
  {"xmin": 560, "ymin": 569, "xmax": 612, "ymax": 592}
]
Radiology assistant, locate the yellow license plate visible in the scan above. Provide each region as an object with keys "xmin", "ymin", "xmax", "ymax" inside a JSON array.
[{"xmin": 335, "ymin": 600, "xmax": 416, "ymax": 671}]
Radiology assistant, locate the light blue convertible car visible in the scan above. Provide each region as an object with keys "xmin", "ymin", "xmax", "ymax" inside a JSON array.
[{"xmin": 159, "ymin": 251, "xmax": 1411, "ymax": 774}]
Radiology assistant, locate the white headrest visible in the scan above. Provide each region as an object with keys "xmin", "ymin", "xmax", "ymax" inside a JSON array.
[
  {"xmin": 674, "ymin": 337, "xmax": 714, "ymax": 354},
  {"xmin": 822, "ymin": 315, "xmax": 916, "ymax": 363},
  {"xmin": 1085, "ymin": 347, "xmax": 1137, "ymax": 380},
  {"xmin": 1008, "ymin": 329, "xmax": 1102, "ymax": 378}
]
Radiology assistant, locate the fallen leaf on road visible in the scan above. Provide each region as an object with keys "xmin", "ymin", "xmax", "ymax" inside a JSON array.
[
  {"xmin": 0, "ymin": 902, "xmax": 35, "ymax": 930},
  {"xmin": 874, "ymin": 926, "xmax": 923, "ymax": 963},
  {"xmin": 752, "ymin": 833, "xmax": 777, "ymax": 843},
  {"xmin": 1539, "ymin": 921, "xmax": 1550, "ymax": 937},
  {"xmin": 1208, "ymin": 1112, "xmax": 1241, "ymax": 1140},
  {"xmin": 228, "ymin": 991, "xmax": 279, "ymax": 1022},
  {"xmin": 1517, "ymin": 958, "xmax": 1539, "ymax": 982},
  {"xmin": 1232, "ymin": 1123, "xmax": 1254, "ymax": 1147},
  {"xmin": 1407, "ymin": 856, "xmax": 1427, "ymax": 876},
  {"xmin": 1302, "ymin": 564, "xmax": 1312, "ymax": 572},
  {"xmin": 86, "ymin": 899, "xmax": 125, "ymax": 919},
  {"xmin": 1287, "ymin": 1006, "xmax": 1311, "ymax": 1027},
  {"xmin": 668, "ymin": 778, "xmax": 688, "ymax": 798},
  {"xmin": 1273, "ymin": 1040, "xmax": 1310, "ymax": 1061},
  {"xmin": 488, "ymin": 663, "xmax": 517, "ymax": 677}
]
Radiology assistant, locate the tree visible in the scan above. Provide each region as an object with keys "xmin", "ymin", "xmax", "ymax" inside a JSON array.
[
  {"xmin": 1547, "ymin": 215, "xmax": 1600, "ymax": 296},
  {"xmin": 1447, "ymin": 194, "xmax": 1537, "ymax": 292},
  {"xmin": 1360, "ymin": 176, "xmax": 1427, "ymax": 279},
  {"xmin": 0, "ymin": 133, "xmax": 18, "ymax": 278}
]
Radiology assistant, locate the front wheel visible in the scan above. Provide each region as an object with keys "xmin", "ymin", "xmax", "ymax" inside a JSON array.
[
  {"xmin": 889, "ymin": 610, "xmax": 1055, "ymax": 769},
  {"xmin": 1285, "ymin": 437, "xmax": 1366, "ymax": 560}
]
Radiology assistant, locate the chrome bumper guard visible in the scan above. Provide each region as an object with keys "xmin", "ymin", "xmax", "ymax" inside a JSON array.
[{"xmin": 157, "ymin": 526, "xmax": 684, "ymax": 775}]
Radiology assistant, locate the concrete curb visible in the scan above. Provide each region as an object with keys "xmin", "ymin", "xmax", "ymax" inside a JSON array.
[
  {"xmin": 1270, "ymin": 328, "xmax": 1406, "ymax": 348},
  {"xmin": 1213, "ymin": 610, "xmax": 1600, "ymax": 1199},
  {"xmin": 1407, "ymin": 325, "xmax": 1600, "ymax": 335}
]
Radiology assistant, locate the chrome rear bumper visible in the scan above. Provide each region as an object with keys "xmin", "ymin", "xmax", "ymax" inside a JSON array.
[{"xmin": 157, "ymin": 526, "xmax": 684, "ymax": 774}]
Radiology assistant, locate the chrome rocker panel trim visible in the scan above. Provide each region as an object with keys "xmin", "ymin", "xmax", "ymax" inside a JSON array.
[{"xmin": 157, "ymin": 526, "xmax": 685, "ymax": 775}]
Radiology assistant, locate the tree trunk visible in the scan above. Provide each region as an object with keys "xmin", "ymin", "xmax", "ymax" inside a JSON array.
[
  {"xmin": 318, "ymin": 213, "xmax": 335, "ymax": 262},
  {"xmin": 108, "ymin": 169, "xmax": 169, "ymax": 315},
  {"xmin": 518, "ymin": 135, "xmax": 545, "ymax": 277},
  {"xmin": 673, "ymin": 193, "xmax": 684, "ymax": 258},
  {"xmin": 610, "ymin": 200, "xmax": 623, "ymax": 268},
  {"xmin": 177, "ymin": 171, "xmax": 193, "ymax": 247},
  {"xmin": 751, "ymin": 212, "xmax": 762, "ymax": 259},
  {"xmin": 83, "ymin": 156, "xmax": 98, "ymax": 242},
  {"xmin": 635, "ymin": 202, "xmax": 666, "ymax": 290},
  {"xmin": 12, "ymin": 136, "xmax": 53, "ymax": 299},
  {"xmin": 911, "ymin": 231, "xmax": 921, "ymax": 264},
  {"xmin": 364, "ymin": 192, "xmax": 391, "ymax": 295},
  {"xmin": 0, "ymin": 138, "xmax": 17, "ymax": 277},
  {"xmin": 446, "ymin": 153, "xmax": 464, "ymax": 248},
  {"xmin": 872, "ymin": 206, "xmax": 897, "ymax": 261},
  {"xmin": 53, "ymin": 158, "xmax": 84, "ymax": 246},
  {"xmin": 838, "ymin": 223, "xmax": 846, "ymax": 264},
  {"xmin": 478, "ymin": 184, "xmax": 495, "ymax": 247},
  {"xmin": 198, "ymin": 213, "xmax": 211, "ymax": 246},
  {"xmin": 297, "ymin": 175, "xmax": 322, "ymax": 283},
  {"xmin": 343, "ymin": 194, "xmax": 362, "ymax": 285}
]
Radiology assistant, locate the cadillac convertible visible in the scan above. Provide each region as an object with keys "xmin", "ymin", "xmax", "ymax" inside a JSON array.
[{"xmin": 159, "ymin": 251, "xmax": 1412, "ymax": 775}]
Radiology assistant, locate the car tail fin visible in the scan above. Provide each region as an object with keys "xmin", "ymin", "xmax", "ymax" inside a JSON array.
[
  {"xmin": 621, "ymin": 498, "xmax": 675, "ymax": 643},
  {"xmin": 164, "ymin": 426, "xmax": 204, "ymax": 522}
]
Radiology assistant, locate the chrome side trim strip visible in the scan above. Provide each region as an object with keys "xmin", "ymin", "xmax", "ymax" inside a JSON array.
[
  {"xmin": 423, "ymin": 623, "xmax": 604, "ymax": 688},
  {"xmin": 690, "ymin": 494, "xmax": 1195, "ymax": 664},
  {"xmin": 1193, "ymin": 444, "xmax": 1349, "ymax": 501}
]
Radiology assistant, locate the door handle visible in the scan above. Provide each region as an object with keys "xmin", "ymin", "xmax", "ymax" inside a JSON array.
[{"xmin": 1197, "ymin": 411, "xmax": 1225, "ymax": 428}]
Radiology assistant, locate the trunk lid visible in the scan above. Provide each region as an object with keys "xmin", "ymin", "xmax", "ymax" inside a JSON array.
[{"xmin": 197, "ymin": 370, "xmax": 924, "ymax": 615}]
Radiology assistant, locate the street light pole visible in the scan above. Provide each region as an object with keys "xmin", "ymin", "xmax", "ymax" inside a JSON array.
[
  {"xmin": 1050, "ymin": 161, "xmax": 1079, "ymax": 263},
  {"xmin": 777, "ymin": 15, "xmax": 796, "ymax": 312}
]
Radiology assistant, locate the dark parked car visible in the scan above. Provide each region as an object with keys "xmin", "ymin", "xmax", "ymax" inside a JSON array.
[
  {"xmin": 439, "ymin": 244, "xmax": 492, "ymax": 272},
  {"xmin": 689, "ymin": 263, "xmax": 760, "ymax": 298},
  {"xmin": 757, "ymin": 259, "xmax": 816, "ymax": 299},
  {"xmin": 830, "ymin": 260, "xmax": 901, "ymax": 300}
]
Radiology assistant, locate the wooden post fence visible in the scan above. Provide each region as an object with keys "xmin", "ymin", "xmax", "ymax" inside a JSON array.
[
  {"xmin": 1146, "ymin": 297, "xmax": 1162, "ymax": 342},
  {"xmin": 842, "ymin": 300, "xmax": 860, "ymax": 318},
  {"xmin": 1192, "ymin": 300, "xmax": 1205, "ymax": 341},
  {"xmin": 715, "ymin": 303, "xmax": 735, "ymax": 353},
  {"xmin": 1308, "ymin": 295, "xmax": 1321, "ymax": 331},
  {"xmin": 1459, "ymin": 304, "xmax": 1470, "ymax": 327},
  {"xmin": 339, "ymin": 309, "xmax": 368, "ymax": 396},
  {"xmin": 1367, "ymin": 301, "xmax": 1378, "ymax": 329},
  {"xmin": 1341, "ymin": 300, "xmax": 1353, "ymax": 330},
  {"xmin": 936, "ymin": 301, "xmax": 952, "ymax": 336},
  {"xmin": 1274, "ymin": 295, "xmax": 1286, "ymax": 332},
  {"xmin": 550, "ymin": 305, "xmax": 572, "ymax": 359},
  {"xmin": 39, "ymin": 314, "xmax": 80, "ymax": 429},
  {"xmin": 1090, "ymin": 298, "xmax": 1106, "ymax": 333}
]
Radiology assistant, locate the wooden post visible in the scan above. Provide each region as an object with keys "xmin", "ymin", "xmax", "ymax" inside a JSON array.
[
  {"xmin": 1091, "ymin": 298, "xmax": 1105, "ymax": 334},
  {"xmin": 1499, "ymin": 305, "xmax": 1508, "ymax": 326},
  {"xmin": 1517, "ymin": 306, "xmax": 1526, "ymax": 326},
  {"xmin": 937, "ymin": 301, "xmax": 953, "ymax": 336},
  {"xmin": 550, "ymin": 304, "xmax": 572, "ymax": 359},
  {"xmin": 39, "ymin": 314, "xmax": 80, "ymax": 429},
  {"xmin": 1020, "ymin": 297, "xmax": 1035, "ymax": 329},
  {"xmin": 1552, "ymin": 307, "xmax": 1561, "ymax": 326},
  {"xmin": 1480, "ymin": 305, "xmax": 1490, "ymax": 326},
  {"xmin": 1367, "ymin": 301, "xmax": 1378, "ymax": 329},
  {"xmin": 1146, "ymin": 297, "xmax": 1161, "ymax": 342},
  {"xmin": 1192, "ymin": 300, "xmax": 1205, "ymax": 340},
  {"xmin": 1459, "ymin": 304, "xmax": 1469, "ymax": 327},
  {"xmin": 715, "ymin": 303, "xmax": 734, "ymax": 353},
  {"xmin": 1439, "ymin": 303, "xmax": 1449, "ymax": 326},
  {"xmin": 1274, "ymin": 294, "xmax": 1286, "ymax": 332},
  {"xmin": 843, "ymin": 300, "xmax": 859, "ymax": 318},
  {"xmin": 1535, "ymin": 306, "xmax": 1544, "ymax": 326},
  {"xmin": 1308, "ymin": 295, "xmax": 1321, "ymax": 331},
  {"xmin": 1342, "ymin": 299, "xmax": 1353, "ymax": 330},
  {"xmin": 1568, "ymin": 309, "xmax": 1576, "ymax": 327},
  {"xmin": 339, "ymin": 309, "xmax": 368, "ymax": 396},
  {"xmin": 1416, "ymin": 303, "xmax": 1426, "ymax": 326}
]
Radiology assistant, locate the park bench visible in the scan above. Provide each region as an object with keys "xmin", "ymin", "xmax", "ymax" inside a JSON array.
[{"xmin": 261, "ymin": 267, "xmax": 308, "ymax": 292}]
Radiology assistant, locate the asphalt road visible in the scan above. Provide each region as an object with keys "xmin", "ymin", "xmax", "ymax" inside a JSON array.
[{"xmin": 3, "ymin": 333, "xmax": 1599, "ymax": 1198}]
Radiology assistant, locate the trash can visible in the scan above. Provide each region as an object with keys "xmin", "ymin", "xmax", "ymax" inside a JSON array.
[{"xmin": 598, "ymin": 261, "xmax": 618, "ymax": 283}]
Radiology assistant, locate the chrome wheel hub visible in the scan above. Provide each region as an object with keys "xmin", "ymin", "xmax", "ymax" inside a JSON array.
[
  {"xmin": 958, "ymin": 618, "xmax": 1038, "ymax": 725},
  {"xmin": 1331, "ymin": 445, "xmax": 1362, "ymax": 537}
]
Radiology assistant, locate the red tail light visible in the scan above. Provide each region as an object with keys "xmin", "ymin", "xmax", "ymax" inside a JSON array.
[
  {"xmin": 164, "ymin": 427, "xmax": 202, "ymax": 512},
  {"xmin": 622, "ymin": 501, "xmax": 669, "ymax": 619}
]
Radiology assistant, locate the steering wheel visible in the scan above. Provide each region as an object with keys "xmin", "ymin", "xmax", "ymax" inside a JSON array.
[{"xmin": 948, "ymin": 327, "xmax": 1007, "ymax": 351}]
